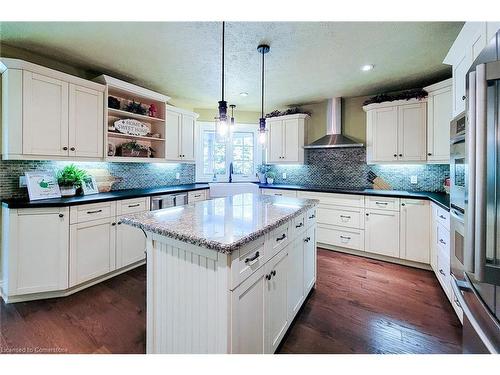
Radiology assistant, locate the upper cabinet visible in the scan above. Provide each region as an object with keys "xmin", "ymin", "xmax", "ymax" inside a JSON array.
[
  {"xmin": 266, "ymin": 113, "xmax": 309, "ymax": 164},
  {"xmin": 425, "ymin": 79, "xmax": 452, "ymax": 163},
  {"xmin": 364, "ymin": 99, "xmax": 427, "ymax": 163},
  {"xmin": 166, "ymin": 105, "xmax": 198, "ymax": 162},
  {"xmin": 1, "ymin": 58, "xmax": 105, "ymax": 160},
  {"xmin": 444, "ymin": 22, "xmax": 500, "ymax": 118}
]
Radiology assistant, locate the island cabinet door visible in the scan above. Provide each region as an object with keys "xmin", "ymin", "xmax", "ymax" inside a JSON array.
[
  {"xmin": 303, "ymin": 225, "xmax": 317, "ymax": 294},
  {"xmin": 69, "ymin": 218, "xmax": 116, "ymax": 286},
  {"xmin": 116, "ymin": 215, "xmax": 146, "ymax": 268},
  {"xmin": 265, "ymin": 248, "xmax": 289, "ymax": 354},
  {"xmin": 287, "ymin": 237, "xmax": 304, "ymax": 321},
  {"xmin": 231, "ymin": 267, "xmax": 266, "ymax": 354}
]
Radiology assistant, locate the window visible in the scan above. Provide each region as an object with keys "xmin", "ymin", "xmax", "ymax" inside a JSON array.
[{"xmin": 196, "ymin": 122, "xmax": 262, "ymax": 182}]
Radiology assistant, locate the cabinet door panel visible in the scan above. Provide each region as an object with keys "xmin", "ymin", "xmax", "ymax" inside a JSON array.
[
  {"xmin": 10, "ymin": 208, "xmax": 69, "ymax": 295},
  {"xmin": 287, "ymin": 237, "xmax": 304, "ymax": 321},
  {"xmin": 180, "ymin": 114, "xmax": 195, "ymax": 161},
  {"xmin": 283, "ymin": 118, "xmax": 299, "ymax": 162},
  {"xmin": 427, "ymin": 87, "xmax": 452, "ymax": 162},
  {"xmin": 69, "ymin": 84, "xmax": 104, "ymax": 158},
  {"xmin": 267, "ymin": 120, "xmax": 283, "ymax": 163},
  {"xmin": 303, "ymin": 226, "xmax": 316, "ymax": 294},
  {"xmin": 265, "ymin": 249, "xmax": 288, "ymax": 354},
  {"xmin": 22, "ymin": 71, "xmax": 69, "ymax": 156},
  {"xmin": 453, "ymin": 52, "xmax": 471, "ymax": 116},
  {"xmin": 166, "ymin": 110, "xmax": 181, "ymax": 160},
  {"xmin": 231, "ymin": 267, "xmax": 266, "ymax": 354},
  {"xmin": 116, "ymin": 215, "xmax": 146, "ymax": 268},
  {"xmin": 400, "ymin": 199, "xmax": 430, "ymax": 264},
  {"xmin": 70, "ymin": 218, "xmax": 115, "ymax": 286},
  {"xmin": 365, "ymin": 209, "xmax": 400, "ymax": 258},
  {"xmin": 371, "ymin": 106, "xmax": 398, "ymax": 162},
  {"xmin": 398, "ymin": 103, "xmax": 426, "ymax": 161}
]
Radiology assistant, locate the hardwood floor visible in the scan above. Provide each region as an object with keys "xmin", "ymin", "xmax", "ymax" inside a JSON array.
[
  {"xmin": 278, "ymin": 249, "xmax": 462, "ymax": 354},
  {"xmin": 0, "ymin": 249, "xmax": 462, "ymax": 354}
]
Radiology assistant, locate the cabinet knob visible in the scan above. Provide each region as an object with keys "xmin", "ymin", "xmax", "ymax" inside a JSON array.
[
  {"xmin": 111, "ymin": 222, "xmax": 116, "ymax": 226},
  {"xmin": 366, "ymin": 213, "xmax": 369, "ymax": 216},
  {"xmin": 266, "ymin": 273, "xmax": 272, "ymax": 280},
  {"xmin": 58, "ymin": 213, "xmax": 64, "ymax": 218},
  {"xmin": 399, "ymin": 154, "xmax": 403, "ymax": 157},
  {"xmin": 271, "ymin": 270, "xmax": 276, "ymax": 277},
  {"xmin": 63, "ymin": 146, "xmax": 68, "ymax": 151},
  {"xmin": 401, "ymin": 203, "xmax": 406, "ymax": 206},
  {"xmin": 427, "ymin": 153, "xmax": 432, "ymax": 156},
  {"xmin": 393, "ymin": 154, "xmax": 397, "ymax": 157},
  {"xmin": 70, "ymin": 147, "xmax": 75, "ymax": 151},
  {"xmin": 462, "ymin": 95, "xmax": 466, "ymax": 100}
]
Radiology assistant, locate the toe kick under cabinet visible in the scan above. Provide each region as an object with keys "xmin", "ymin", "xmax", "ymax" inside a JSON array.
[{"xmin": 1, "ymin": 197, "xmax": 149, "ymax": 303}]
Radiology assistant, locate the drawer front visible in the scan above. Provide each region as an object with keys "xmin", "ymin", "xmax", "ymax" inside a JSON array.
[
  {"xmin": 269, "ymin": 222, "xmax": 290, "ymax": 259},
  {"xmin": 305, "ymin": 207, "xmax": 317, "ymax": 227},
  {"xmin": 70, "ymin": 201, "xmax": 116, "ymax": 224},
  {"xmin": 118, "ymin": 197, "xmax": 149, "ymax": 215},
  {"xmin": 437, "ymin": 223, "xmax": 450, "ymax": 253},
  {"xmin": 297, "ymin": 191, "xmax": 364, "ymax": 208},
  {"xmin": 436, "ymin": 206, "xmax": 450, "ymax": 231},
  {"xmin": 230, "ymin": 239, "xmax": 266, "ymax": 290},
  {"xmin": 261, "ymin": 189, "xmax": 297, "ymax": 198},
  {"xmin": 437, "ymin": 247, "xmax": 451, "ymax": 297},
  {"xmin": 292, "ymin": 213, "xmax": 306, "ymax": 237},
  {"xmin": 317, "ymin": 205, "xmax": 363, "ymax": 229},
  {"xmin": 188, "ymin": 189, "xmax": 207, "ymax": 203},
  {"xmin": 317, "ymin": 224, "xmax": 364, "ymax": 251},
  {"xmin": 365, "ymin": 196, "xmax": 400, "ymax": 211}
]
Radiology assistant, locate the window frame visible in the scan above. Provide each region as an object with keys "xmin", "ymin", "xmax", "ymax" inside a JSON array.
[{"xmin": 195, "ymin": 121, "xmax": 262, "ymax": 182}]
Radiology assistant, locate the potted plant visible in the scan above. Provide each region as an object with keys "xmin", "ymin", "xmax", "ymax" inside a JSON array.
[
  {"xmin": 57, "ymin": 164, "xmax": 89, "ymax": 197},
  {"xmin": 257, "ymin": 164, "xmax": 269, "ymax": 183},
  {"xmin": 265, "ymin": 171, "xmax": 276, "ymax": 185}
]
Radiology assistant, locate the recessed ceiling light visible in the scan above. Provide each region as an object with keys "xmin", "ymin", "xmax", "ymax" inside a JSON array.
[
  {"xmin": 239, "ymin": 92, "xmax": 249, "ymax": 97},
  {"xmin": 361, "ymin": 64, "xmax": 375, "ymax": 72}
]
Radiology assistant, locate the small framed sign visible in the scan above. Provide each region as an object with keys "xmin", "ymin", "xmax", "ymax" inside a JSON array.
[
  {"xmin": 82, "ymin": 176, "xmax": 99, "ymax": 195},
  {"xmin": 25, "ymin": 172, "xmax": 61, "ymax": 201}
]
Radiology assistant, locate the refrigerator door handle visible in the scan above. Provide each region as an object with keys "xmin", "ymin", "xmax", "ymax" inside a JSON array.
[
  {"xmin": 465, "ymin": 71, "xmax": 476, "ymax": 273},
  {"xmin": 474, "ymin": 63, "xmax": 487, "ymax": 282},
  {"xmin": 452, "ymin": 276, "xmax": 499, "ymax": 354}
]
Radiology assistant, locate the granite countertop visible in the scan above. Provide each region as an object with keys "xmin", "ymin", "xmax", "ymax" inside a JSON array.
[
  {"xmin": 121, "ymin": 193, "xmax": 319, "ymax": 254},
  {"xmin": 257, "ymin": 183, "xmax": 450, "ymax": 211},
  {"xmin": 1, "ymin": 183, "xmax": 210, "ymax": 209}
]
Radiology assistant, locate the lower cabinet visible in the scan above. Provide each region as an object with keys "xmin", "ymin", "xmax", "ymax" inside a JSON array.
[
  {"xmin": 288, "ymin": 238, "xmax": 305, "ymax": 319},
  {"xmin": 116, "ymin": 216, "xmax": 147, "ymax": 268},
  {"xmin": 364, "ymin": 209, "xmax": 400, "ymax": 258},
  {"xmin": 303, "ymin": 226, "xmax": 317, "ymax": 294},
  {"xmin": 69, "ymin": 217, "xmax": 116, "ymax": 286},
  {"xmin": 400, "ymin": 199, "xmax": 430, "ymax": 263}
]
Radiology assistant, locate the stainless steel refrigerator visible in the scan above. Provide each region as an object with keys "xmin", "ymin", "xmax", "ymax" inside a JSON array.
[{"xmin": 451, "ymin": 30, "xmax": 500, "ymax": 353}]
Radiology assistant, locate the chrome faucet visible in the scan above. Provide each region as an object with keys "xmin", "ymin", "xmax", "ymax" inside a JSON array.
[{"xmin": 229, "ymin": 162, "xmax": 234, "ymax": 183}]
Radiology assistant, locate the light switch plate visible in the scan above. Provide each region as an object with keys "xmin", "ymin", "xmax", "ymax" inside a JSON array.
[
  {"xmin": 410, "ymin": 176, "xmax": 418, "ymax": 184},
  {"xmin": 282, "ymin": 172, "xmax": 287, "ymax": 180},
  {"xmin": 19, "ymin": 176, "xmax": 27, "ymax": 187},
  {"xmin": 175, "ymin": 172, "xmax": 180, "ymax": 180}
]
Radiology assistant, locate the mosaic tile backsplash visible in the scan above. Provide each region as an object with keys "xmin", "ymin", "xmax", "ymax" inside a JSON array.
[
  {"xmin": 0, "ymin": 160, "xmax": 195, "ymax": 200},
  {"xmin": 265, "ymin": 148, "xmax": 449, "ymax": 192}
]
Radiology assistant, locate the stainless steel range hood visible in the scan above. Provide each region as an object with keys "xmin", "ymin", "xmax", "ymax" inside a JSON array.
[{"xmin": 304, "ymin": 97, "xmax": 364, "ymax": 149}]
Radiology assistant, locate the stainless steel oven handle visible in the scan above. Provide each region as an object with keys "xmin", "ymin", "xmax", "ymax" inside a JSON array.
[
  {"xmin": 451, "ymin": 276, "xmax": 498, "ymax": 354},
  {"xmin": 465, "ymin": 70, "xmax": 476, "ymax": 274}
]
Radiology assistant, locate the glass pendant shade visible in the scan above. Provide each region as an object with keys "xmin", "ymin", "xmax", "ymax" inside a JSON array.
[{"xmin": 259, "ymin": 117, "xmax": 267, "ymax": 144}]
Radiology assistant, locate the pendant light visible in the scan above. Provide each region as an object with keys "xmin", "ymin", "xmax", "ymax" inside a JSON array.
[
  {"xmin": 215, "ymin": 21, "xmax": 228, "ymax": 139},
  {"xmin": 229, "ymin": 104, "xmax": 236, "ymax": 134},
  {"xmin": 257, "ymin": 44, "xmax": 270, "ymax": 144}
]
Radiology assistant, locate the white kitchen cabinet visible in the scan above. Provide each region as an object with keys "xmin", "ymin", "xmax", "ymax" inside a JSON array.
[
  {"xmin": 430, "ymin": 203, "xmax": 439, "ymax": 272},
  {"xmin": 116, "ymin": 216, "xmax": 146, "ymax": 268},
  {"xmin": 261, "ymin": 188, "xmax": 298, "ymax": 198},
  {"xmin": 1, "ymin": 58, "xmax": 105, "ymax": 160},
  {"xmin": 2, "ymin": 207, "xmax": 69, "ymax": 296},
  {"xmin": 400, "ymin": 199, "xmax": 430, "ymax": 264},
  {"xmin": 69, "ymin": 217, "xmax": 116, "ymax": 286},
  {"xmin": 166, "ymin": 105, "xmax": 198, "ymax": 162},
  {"xmin": 265, "ymin": 248, "xmax": 289, "ymax": 354},
  {"xmin": 22, "ymin": 71, "xmax": 69, "ymax": 156},
  {"xmin": 303, "ymin": 225, "xmax": 316, "ymax": 294},
  {"xmin": 266, "ymin": 113, "xmax": 308, "ymax": 164},
  {"xmin": 365, "ymin": 208, "xmax": 400, "ymax": 258},
  {"xmin": 188, "ymin": 189, "xmax": 208, "ymax": 203},
  {"xmin": 287, "ymin": 237, "xmax": 304, "ymax": 320},
  {"xmin": 68, "ymin": 83, "xmax": 104, "ymax": 158},
  {"xmin": 425, "ymin": 79, "xmax": 452, "ymax": 163},
  {"xmin": 364, "ymin": 99, "xmax": 426, "ymax": 163}
]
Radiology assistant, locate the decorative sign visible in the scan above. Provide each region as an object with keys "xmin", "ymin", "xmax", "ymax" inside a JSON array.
[
  {"xmin": 25, "ymin": 172, "xmax": 61, "ymax": 201},
  {"xmin": 114, "ymin": 119, "xmax": 150, "ymax": 136},
  {"xmin": 82, "ymin": 176, "xmax": 99, "ymax": 195}
]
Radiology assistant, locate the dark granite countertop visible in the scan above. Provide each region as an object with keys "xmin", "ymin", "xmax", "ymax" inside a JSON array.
[
  {"xmin": 2, "ymin": 183, "xmax": 210, "ymax": 209},
  {"xmin": 257, "ymin": 183, "xmax": 450, "ymax": 211}
]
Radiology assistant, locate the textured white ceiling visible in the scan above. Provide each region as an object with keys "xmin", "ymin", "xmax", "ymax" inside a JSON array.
[{"xmin": 0, "ymin": 22, "xmax": 463, "ymax": 111}]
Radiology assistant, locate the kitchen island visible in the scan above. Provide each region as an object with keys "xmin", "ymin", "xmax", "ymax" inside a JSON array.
[{"xmin": 121, "ymin": 193, "xmax": 318, "ymax": 354}]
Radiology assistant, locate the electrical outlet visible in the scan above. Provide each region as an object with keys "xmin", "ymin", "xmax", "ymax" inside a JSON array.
[
  {"xmin": 19, "ymin": 176, "xmax": 27, "ymax": 187},
  {"xmin": 282, "ymin": 172, "xmax": 287, "ymax": 180},
  {"xmin": 175, "ymin": 172, "xmax": 180, "ymax": 180},
  {"xmin": 410, "ymin": 176, "xmax": 418, "ymax": 184}
]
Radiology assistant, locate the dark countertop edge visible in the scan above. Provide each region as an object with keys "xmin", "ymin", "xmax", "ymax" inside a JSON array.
[
  {"xmin": 257, "ymin": 183, "xmax": 450, "ymax": 211},
  {"xmin": 2, "ymin": 184, "xmax": 210, "ymax": 209},
  {"xmin": 122, "ymin": 198, "xmax": 319, "ymax": 254}
]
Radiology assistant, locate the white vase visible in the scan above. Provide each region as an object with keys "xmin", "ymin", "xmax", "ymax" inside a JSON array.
[
  {"xmin": 266, "ymin": 178, "xmax": 274, "ymax": 185},
  {"xmin": 60, "ymin": 185, "xmax": 76, "ymax": 197}
]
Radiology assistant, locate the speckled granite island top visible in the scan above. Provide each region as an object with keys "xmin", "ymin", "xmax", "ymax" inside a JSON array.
[{"xmin": 121, "ymin": 193, "xmax": 318, "ymax": 254}]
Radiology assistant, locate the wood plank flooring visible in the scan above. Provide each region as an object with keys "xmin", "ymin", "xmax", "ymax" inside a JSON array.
[{"xmin": 0, "ymin": 249, "xmax": 462, "ymax": 354}]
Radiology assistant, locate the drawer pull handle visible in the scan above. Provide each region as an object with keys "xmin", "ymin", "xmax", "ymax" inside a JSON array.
[
  {"xmin": 295, "ymin": 222, "xmax": 304, "ymax": 228},
  {"xmin": 128, "ymin": 203, "xmax": 141, "ymax": 208},
  {"xmin": 304, "ymin": 237, "xmax": 311, "ymax": 242},
  {"xmin": 340, "ymin": 235, "xmax": 351, "ymax": 242},
  {"xmin": 58, "ymin": 213, "xmax": 64, "ymax": 218},
  {"xmin": 308, "ymin": 214, "xmax": 316, "ymax": 219},
  {"xmin": 340, "ymin": 215, "xmax": 351, "ymax": 221},
  {"xmin": 375, "ymin": 202, "xmax": 388, "ymax": 205},
  {"xmin": 87, "ymin": 209, "xmax": 103, "ymax": 214},
  {"xmin": 439, "ymin": 269, "xmax": 446, "ymax": 276},
  {"xmin": 194, "ymin": 195, "xmax": 201, "ymax": 198},
  {"xmin": 244, "ymin": 251, "xmax": 260, "ymax": 264},
  {"xmin": 276, "ymin": 234, "xmax": 286, "ymax": 242},
  {"xmin": 454, "ymin": 296, "xmax": 461, "ymax": 308},
  {"xmin": 439, "ymin": 239, "xmax": 447, "ymax": 245},
  {"xmin": 439, "ymin": 215, "xmax": 446, "ymax": 220}
]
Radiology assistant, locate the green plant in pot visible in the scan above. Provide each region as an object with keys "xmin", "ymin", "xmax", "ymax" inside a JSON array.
[
  {"xmin": 57, "ymin": 164, "xmax": 89, "ymax": 197},
  {"xmin": 265, "ymin": 170, "xmax": 276, "ymax": 185}
]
